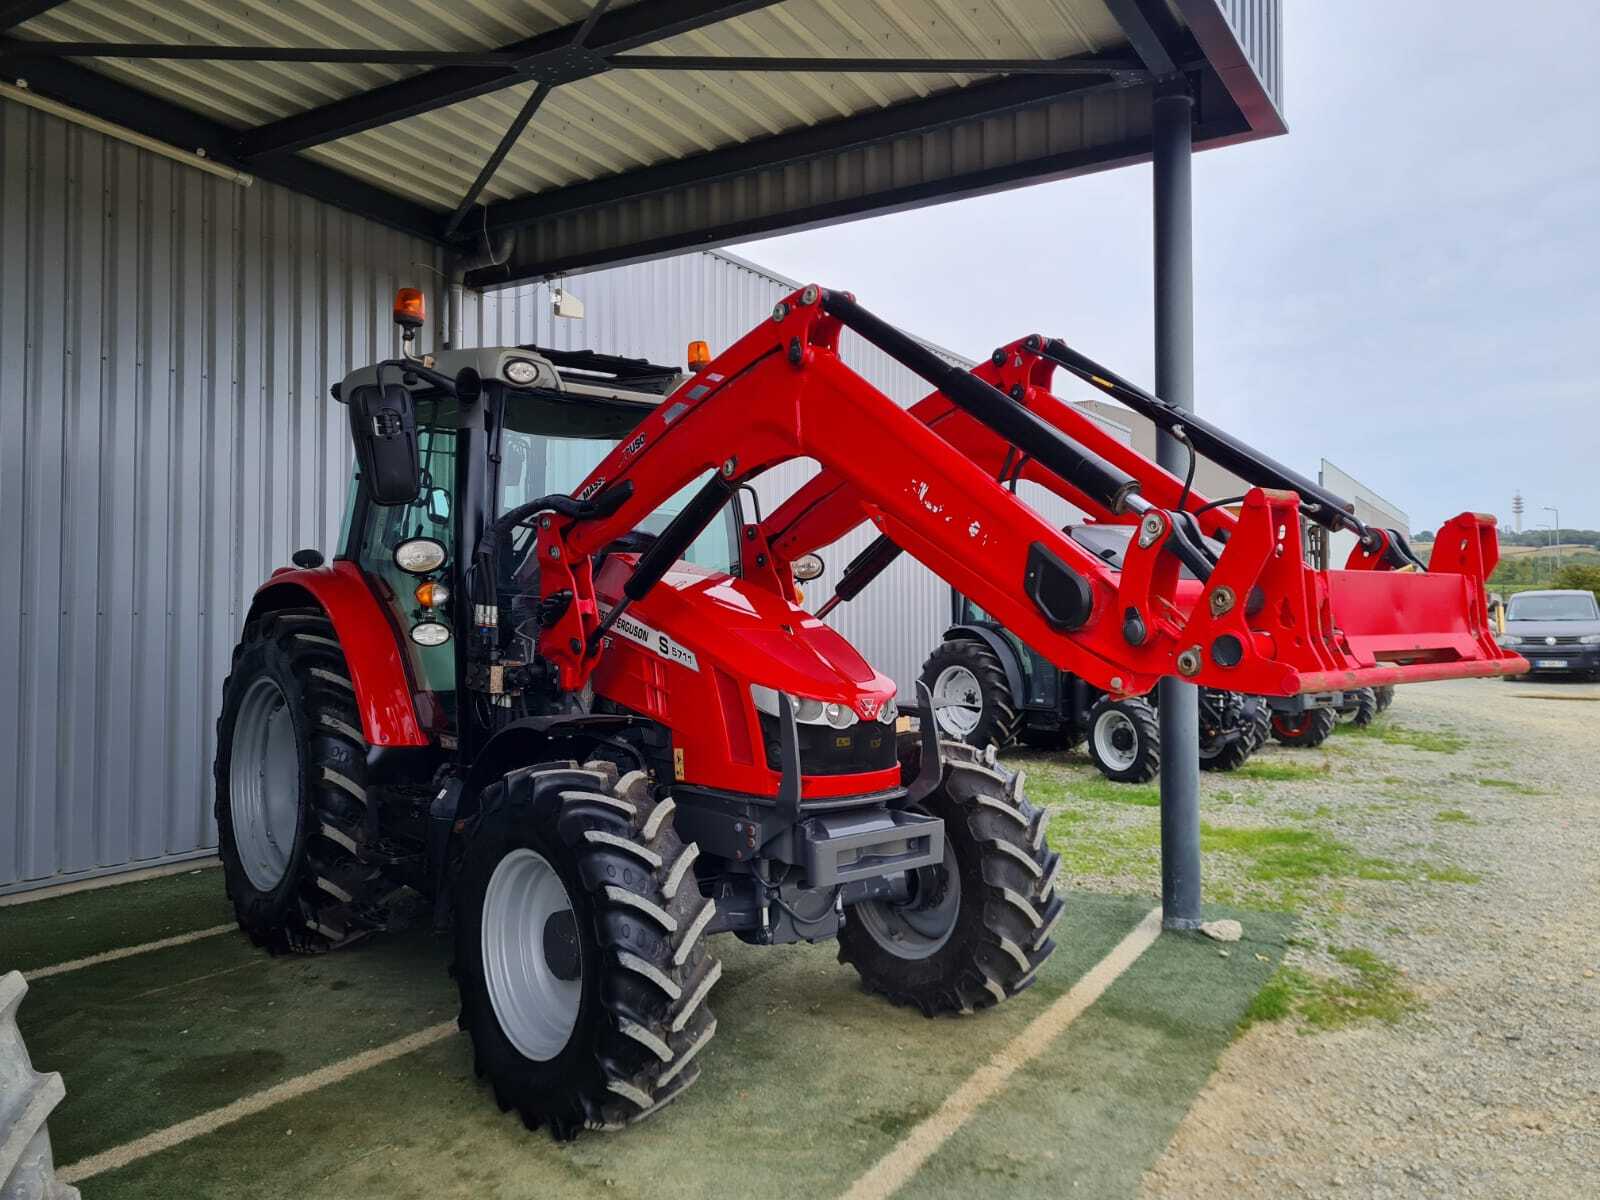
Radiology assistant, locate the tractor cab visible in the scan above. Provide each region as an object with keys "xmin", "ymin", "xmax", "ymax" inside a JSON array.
[{"xmin": 332, "ymin": 340, "xmax": 741, "ymax": 739}]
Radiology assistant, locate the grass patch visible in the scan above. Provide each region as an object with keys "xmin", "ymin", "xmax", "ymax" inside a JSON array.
[
  {"xmin": 1228, "ymin": 759, "xmax": 1330, "ymax": 783},
  {"xmin": 1199, "ymin": 823, "xmax": 1406, "ymax": 883},
  {"xmin": 1066, "ymin": 776, "xmax": 1161, "ymax": 807},
  {"xmin": 1047, "ymin": 810, "xmax": 1160, "ymax": 880},
  {"xmin": 1422, "ymin": 864, "xmax": 1481, "ymax": 884},
  {"xmin": 1334, "ymin": 718, "xmax": 1465, "ymax": 754},
  {"xmin": 1433, "ymin": 809, "xmax": 1477, "ymax": 824},
  {"xmin": 1242, "ymin": 947, "xmax": 1421, "ymax": 1032},
  {"xmin": 1479, "ymin": 777, "xmax": 1542, "ymax": 795}
]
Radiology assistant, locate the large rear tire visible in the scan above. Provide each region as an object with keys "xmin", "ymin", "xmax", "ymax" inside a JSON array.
[
  {"xmin": 1270, "ymin": 706, "xmax": 1337, "ymax": 748},
  {"xmin": 919, "ymin": 639, "xmax": 1022, "ymax": 751},
  {"xmin": 213, "ymin": 607, "xmax": 387, "ymax": 953},
  {"xmin": 1085, "ymin": 696, "xmax": 1160, "ymax": 783},
  {"xmin": 839, "ymin": 743, "xmax": 1061, "ymax": 1015},
  {"xmin": 453, "ymin": 762, "xmax": 720, "ymax": 1139}
]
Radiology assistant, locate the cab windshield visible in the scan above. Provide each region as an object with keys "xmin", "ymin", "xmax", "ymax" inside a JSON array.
[{"xmin": 498, "ymin": 391, "xmax": 739, "ymax": 572}]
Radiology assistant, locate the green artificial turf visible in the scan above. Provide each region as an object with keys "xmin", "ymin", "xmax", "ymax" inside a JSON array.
[
  {"xmin": 22, "ymin": 869, "xmax": 1290, "ymax": 1200},
  {"xmin": 3, "ymin": 867, "xmax": 231, "ymax": 974}
]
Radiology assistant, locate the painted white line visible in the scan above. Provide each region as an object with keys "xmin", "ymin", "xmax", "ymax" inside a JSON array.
[
  {"xmin": 838, "ymin": 907, "xmax": 1164, "ymax": 1200},
  {"xmin": 25, "ymin": 924, "xmax": 238, "ymax": 981},
  {"xmin": 127, "ymin": 960, "xmax": 257, "ymax": 1003},
  {"xmin": 0, "ymin": 858, "xmax": 221, "ymax": 907},
  {"xmin": 58, "ymin": 1022, "xmax": 458, "ymax": 1184}
]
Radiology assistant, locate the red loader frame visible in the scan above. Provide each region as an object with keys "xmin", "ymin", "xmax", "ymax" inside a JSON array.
[
  {"xmin": 759, "ymin": 331, "xmax": 1524, "ymax": 694},
  {"xmin": 530, "ymin": 288, "xmax": 1522, "ymax": 704}
]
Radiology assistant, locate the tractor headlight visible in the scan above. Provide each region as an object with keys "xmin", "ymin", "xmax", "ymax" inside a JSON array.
[
  {"xmin": 394, "ymin": 537, "xmax": 447, "ymax": 574},
  {"xmin": 878, "ymin": 697, "xmax": 899, "ymax": 725},
  {"xmin": 749, "ymin": 685, "xmax": 858, "ymax": 728},
  {"xmin": 503, "ymin": 358, "xmax": 540, "ymax": 386}
]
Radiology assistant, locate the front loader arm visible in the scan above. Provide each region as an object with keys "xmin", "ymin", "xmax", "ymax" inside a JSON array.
[
  {"xmin": 761, "ymin": 334, "xmax": 1523, "ymax": 690},
  {"xmin": 534, "ymin": 290, "xmax": 1167, "ymax": 696}
]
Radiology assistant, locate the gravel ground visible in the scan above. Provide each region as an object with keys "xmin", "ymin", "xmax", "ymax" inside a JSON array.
[{"xmin": 1127, "ymin": 677, "xmax": 1600, "ymax": 1199}]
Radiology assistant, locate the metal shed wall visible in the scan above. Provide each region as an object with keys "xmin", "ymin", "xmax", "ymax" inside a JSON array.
[
  {"xmin": 453, "ymin": 248, "xmax": 1099, "ymax": 698},
  {"xmin": 0, "ymin": 102, "xmax": 438, "ymax": 892}
]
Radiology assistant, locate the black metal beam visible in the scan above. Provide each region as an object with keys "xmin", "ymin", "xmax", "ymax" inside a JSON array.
[
  {"xmin": 1100, "ymin": 0, "xmax": 1183, "ymax": 78},
  {"xmin": 469, "ymin": 69, "xmax": 1138, "ymax": 238},
  {"xmin": 441, "ymin": 0, "xmax": 613, "ymax": 242},
  {"xmin": 9, "ymin": 54, "xmax": 442, "ymax": 242},
  {"xmin": 465, "ymin": 109, "xmax": 1250, "ymax": 287},
  {"xmin": 0, "ymin": 40, "xmax": 530, "ymax": 66},
  {"xmin": 0, "ymin": 1, "xmax": 64, "ymax": 32},
  {"xmin": 0, "ymin": 40, "xmax": 1150, "ymax": 83},
  {"xmin": 605, "ymin": 54, "xmax": 1147, "ymax": 79},
  {"xmin": 233, "ymin": 0, "xmax": 783, "ymax": 161}
]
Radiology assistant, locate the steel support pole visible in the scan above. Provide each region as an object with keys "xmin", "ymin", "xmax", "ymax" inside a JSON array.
[{"xmin": 1152, "ymin": 83, "xmax": 1203, "ymax": 930}]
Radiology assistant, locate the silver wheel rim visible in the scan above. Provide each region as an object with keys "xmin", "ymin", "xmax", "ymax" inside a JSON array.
[
  {"xmin": 853, "ymin": 831, "xmax": 961, "ymax": 959},
  {"xmin": 229, "ymin": 676, "xmax": 302, "ymax": 892},
  {"xmin": 1093, "ymin": 709, "xmax": 1140, "ymax": 772},
  {"xmin": 482, "ymin": 848, "xmax": 583, "ymax": 1062},
  {"xmin": 931, "ymin": 664, "xmax": 983, "ymax": 738}
]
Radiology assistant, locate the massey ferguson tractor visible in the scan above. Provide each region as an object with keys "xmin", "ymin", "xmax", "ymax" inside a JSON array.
[{"xmin": 215, "ymin": 286, "xmax": 1521, "ymax": 1140}]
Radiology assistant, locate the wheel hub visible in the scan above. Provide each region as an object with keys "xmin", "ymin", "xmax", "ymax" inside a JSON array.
[
  {"xmin": 931, "ymin": 664, "xmax": 983, "ymax": 738},
  {"xmin": 852, "ymin": 826, "xmax": 961, "ymax": 959},
  {"xmin": 228, "ymin": 676, "xmax": 302, "ymax": 892},
  {"xmin": 1093, "ymin": 709, "xmax": 1140, "ymax": 772},
  {"xmin": 481, "ymin": 848, "xmax": 583, "ymax": 1062},
  {"xmin": 542, "ymin": 909, "xmax": 582, "ymax": 982}
]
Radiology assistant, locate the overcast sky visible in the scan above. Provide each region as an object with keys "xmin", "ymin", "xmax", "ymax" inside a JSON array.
[{"xmin": 733, "ymin": 1, "xmax": 1600, "ymax": 535}]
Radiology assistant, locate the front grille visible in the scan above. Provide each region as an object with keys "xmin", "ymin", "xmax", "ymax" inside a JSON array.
[
  {"xmin": 1524, "ymin": 635, "xmax": 1586, "ymax": 646},
  {"xmin": 758, "ymin": 712, "xmax": 897, "ymax": 776}
]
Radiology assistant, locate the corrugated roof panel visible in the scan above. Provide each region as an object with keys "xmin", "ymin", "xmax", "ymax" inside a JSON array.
[
  {"xmin": 15, "ymin": 0, "xmax": 608, "ymax": 126},
  {"xmin": 16, "ymin": 0, "xmax": 1142, "ymax": 214}
]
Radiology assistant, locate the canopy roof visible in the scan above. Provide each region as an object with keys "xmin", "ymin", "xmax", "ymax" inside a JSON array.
[{"xmin": 0, "ymin": 0, "xmax": 1283, "ymax": 286}]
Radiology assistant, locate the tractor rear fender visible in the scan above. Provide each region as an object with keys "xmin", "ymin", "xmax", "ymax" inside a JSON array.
[
  {"xmin": 942, "ymin": 624, "xmax": 1027, "ymax": 708},
  {"xmin": 247, "ymin": 561, "xmax": 428, "ymax": 747}
]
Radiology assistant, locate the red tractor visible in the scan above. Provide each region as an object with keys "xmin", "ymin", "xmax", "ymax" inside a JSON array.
[{"xmin": 215, "ymin": 287, "xmax": 1520, "ymax": 1139}]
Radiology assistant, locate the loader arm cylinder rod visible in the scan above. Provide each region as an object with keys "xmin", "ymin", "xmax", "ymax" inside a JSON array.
[
  {"xmin": 587, "ymin": 473, "xmax": 733, "ymax": 655},
  {"xmin": 1041, "ymin": 339, "xmax": 1363, "ymax": 536},
  {"xmin": 817, "ymin": 532, "xmax": 903, "ymax": 617},
  {"xmin": 819, "ymin": 292, "xmax": 1143, "ymax": 515}
]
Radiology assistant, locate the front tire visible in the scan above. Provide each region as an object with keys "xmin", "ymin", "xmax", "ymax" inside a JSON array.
[
  {"xmin": 1270, "ymin": 706, "xmax": 1337, "ymax": 748},
  {"xmin": 1345, "ymin": 687, "xmax": 1378, "ymax": 727},
  {"xmin": 453, "ymin": 762, "xmax": 720, "ymax": 1139},
  {"xmin": 1374, "ymin": 685, "xmax": 1396, "ymax": 712},
  {"xmin": 839, "ymin": 742, "xmax": 1062, "ymax": 1015},
  {"xmin": 919, "ymin": 639, "xmax": 1021, "ymax": 751},
  {"xmin": 213, "ymin": 608, "xmax": 386, "ymax": 953},
  {"xmin": 1085, "ymin": 696, "xmax": 1160, "ymax": 783}
]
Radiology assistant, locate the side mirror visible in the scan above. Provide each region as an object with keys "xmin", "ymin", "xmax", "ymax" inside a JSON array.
[
  {"xmin": 427, "ymin": 487, "xmax": 451, "ymax": 526},
  {"xmin": 348, "ymin": 382, "xmax": 420, "ymax": 505}
]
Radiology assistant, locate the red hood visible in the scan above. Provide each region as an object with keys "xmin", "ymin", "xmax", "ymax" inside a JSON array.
[{"xmin": 597, "ymin": 558, "xmax": 897, "ymax": 718}]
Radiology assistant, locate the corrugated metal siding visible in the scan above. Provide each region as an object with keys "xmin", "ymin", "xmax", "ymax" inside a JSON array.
[
  {"xmin": 454, "ymin": 248, "xmax": 1089, "ymax": 698},
  {"xmin": 0, "ymin": 101, "xmax": 439, "ymax": 891},
  {"xmin": 1212, "ymin": 0, "xmax": 1283, "ymax": 110}
]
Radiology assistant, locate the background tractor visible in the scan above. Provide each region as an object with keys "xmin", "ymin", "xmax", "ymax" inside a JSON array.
[{"xmin": 920, "ymin": 578, "xmax": 1268, "ymax": 782}]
